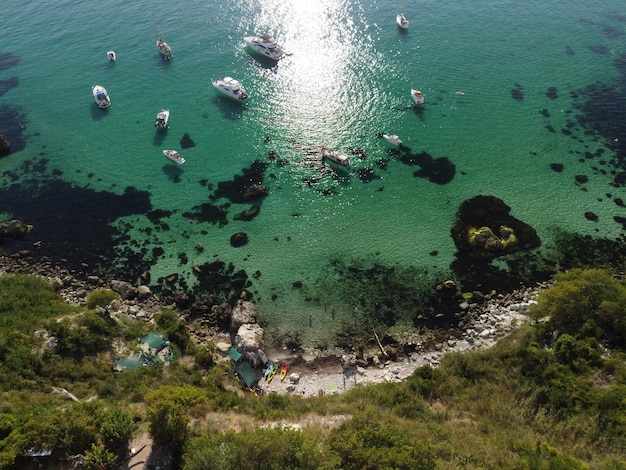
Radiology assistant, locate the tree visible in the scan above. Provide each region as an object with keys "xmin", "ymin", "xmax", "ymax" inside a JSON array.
[
  {"xmin": 98, "ymin": 409, "xmax": 135, "ymax": 453},
  {"xmin": 145, "ymin": 385, "xmax": 206, "ymax": 459}
]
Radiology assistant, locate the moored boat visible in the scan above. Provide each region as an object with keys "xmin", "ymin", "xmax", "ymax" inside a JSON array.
[
  {"xmin": 321, "ymin": 147, "xmax": 350, "ymax": 167},
  {"xmin": 244, "ymin": 34, "xmax": 285, "ymax": 60},
  {"xmin": 382, "ymin": 134, "xmax": 402, "ymax": 146},
  {"xmin": 411, "ymin": 89, "xmax": 424, "ymax": 104},
  {"xmin": 155, "ymin": 109, "xmax": 170, "ymax": 129},
  {"xmin": 156, "ymin": 38, "xmax": 172, "ymax": 59},
  {"xmin": 211, "ymin": 76, "xmax": 249, "ymax": 102},
  {"xmin": 397, "ymin": 13, "xmax": 409, "ymax": 29},
  {"xmin": 107, "ymin": 51, "xmax": 116, "ymax": 61},
  {"xmin": 92, "ymin": 85, "xmax": 111, "ymax": 108},
  {"xmin": 163, "ymin": 149, "xmax": 185, "ymax": 165}
]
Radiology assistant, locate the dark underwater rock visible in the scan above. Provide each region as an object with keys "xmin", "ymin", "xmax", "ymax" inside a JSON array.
[
  {"xmin": 550, "ymin": 163, "xmax": 564, "ymax": 172},
  {"xmin": 230, "ymin": 232, "xmax": 249, "ymax": 247},
  {"xmin": 546, "ymin": 87, "xmax": 558, "ymax": 100},
  {"xmin": 451, "ymin": 195, "xmax": 540, "ymax": 259},
  {"xmin": 234, "ymin": 205, "xmax": 260, "ymax": 221},
  {"xmin": 511, "ymin": 83, "xmax": 524, "ymax": 101},
  {"xmin": 399, "ymin": 151, "xmax": 456, "ymax": 185},
  {"xmin": 180, "ymin": 133, "xmax": 196, "ymax": 148}
]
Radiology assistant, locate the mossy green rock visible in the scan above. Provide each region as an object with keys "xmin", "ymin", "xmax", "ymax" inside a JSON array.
[{"xmin": 451, "ymin": 195, "xmax": 540, "ymax": 258}]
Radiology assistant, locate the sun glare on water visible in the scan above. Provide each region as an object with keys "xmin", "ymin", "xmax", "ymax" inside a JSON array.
[{"xmin": 249, "ymin": 0, "xmax": 379, "ymax": 146}]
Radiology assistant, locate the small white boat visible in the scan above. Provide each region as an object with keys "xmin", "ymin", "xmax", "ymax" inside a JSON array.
[
  {"xmin": 212, "ymin": 77, "xmax": 249, "ymax": 102},
  {"xmin": 397, "ymin": 13, "xmax": 409, "ymax": 29},
  {"xmin": 92, "ymin": 85, "xmax": 111, "ymax": 108},
  {"xmin": 163, "ymin": 149, "xmax": 185, "ymax": 165},
  {"xmin": 155, "ymin": 109, "xmax": 170, "ymax": 129},
  {"xmin": 107, "ymin": 51, "xmax": 116, "ymax": 61},
  {"xmin": 244, "ymin": 34, "xmax": 285, "ymax": 61},
  {"xmin": 156, "ymin": 38, "xmax": 172, "ymax": 59},
  {"xmin": 382, "ymin": 134, "xmax": 402, "ymax": 146},
  {"xmin": 411, "ymin": 89, "xmax": 424, "ymax": 104},
  {"xmin": 321, "ymin": 147, "xmax": 350, "ymax": 167}
]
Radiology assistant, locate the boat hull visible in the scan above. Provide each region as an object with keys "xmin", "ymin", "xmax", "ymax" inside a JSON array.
[
  {"xmin": 156, "ymin": 39, "xmax": 172, "ymax": 58},
  {"xmin": 163, "ymin": 149, "xmax": 185, "ymax": 165},
  {"xmin": 155, "ymin": 109, "xmax": 170, "ymax": 129},
  {"xmin": 212, "ymin": 77, "xmax": 249, "ymax": 102},
  {"xmin": 92, "ymin": 85, "xmax": 111, "ymax": 108},
  {"xmin": 383, "ymin": 134, "xmax": 402, "ymax": 146},
  {"xmin": 244, "ymin": 35, "xmax": 284, "ymax": 60},
  {"xmin": 321, "ymin": 147, "xmax": 350, "ymax": 167},
  {"xmin": 411, "ymin": 89, "xmax": 424, "ymax": 104},
  {"xmin": 397, "ymin": 14, "xmax": 409, "ymax": 29}
]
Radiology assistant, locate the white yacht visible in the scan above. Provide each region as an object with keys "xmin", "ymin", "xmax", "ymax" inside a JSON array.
[
  {"xmin": 156, "ymin": 38, "xmax": 172, "ymax": 59},
  {"xmin": 163, "ymin": 149, "xmax": 185, "ymax": 165},
  {"xmin": 411, "ymin": 89, "xmax": 424, "ymax": 104},
  {"xmin": 155, "ymin": 109, "xmax": 170, "ymax": 129},
  {"xmin": 211, "ymin": 77, "xmax": 249, "ymax": 102},
  {"xmin": 321, "ymin": 147, "xmax": 350, "ymax": 167},
  {"xmin": 244, "ymin": 34, "xmax": 285, "ymax": 61},
  {"xmin": 92, "ymin": 85, "xmax": 111, "ymax": 108},
  {"xmin": 382, "ymin": 134, "xmax": 402, "ymax": 146},
  {"xmin": 397, "ymin": 13, "xmax": 409, "ymax": 29}
]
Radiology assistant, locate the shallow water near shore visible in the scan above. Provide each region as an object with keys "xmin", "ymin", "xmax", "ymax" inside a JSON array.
[{"xmin": 1, "ymin": 0, "xmax": 626, "ymax": 347}]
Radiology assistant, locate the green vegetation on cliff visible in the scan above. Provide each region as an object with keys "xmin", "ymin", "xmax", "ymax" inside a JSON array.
[{"xmin": 0, "ymin": 270, "xmax": 624, "ymax": 469}]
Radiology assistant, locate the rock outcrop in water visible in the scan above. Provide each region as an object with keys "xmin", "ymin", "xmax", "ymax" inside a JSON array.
[
  {"xmin": 451, "ymin": 195, "xmax": 540, "ymax": 258},
  {"xmin": 0, "ymin": 134, "xmax": 10, "ymax": 157},
  {"xmin": 0, "ymin": 219, "xmax": 32, "ymax": 240}
]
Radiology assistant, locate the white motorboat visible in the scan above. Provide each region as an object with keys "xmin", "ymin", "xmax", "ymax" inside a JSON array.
[
  {"xmin": 155, "ymin": 109, "xmax": 170, "ymax": 129},
  {"xmin": 211, "ymin": 77, "xmax": 249, "ymax": 102},
  {"xmin": 163, "ymin": 149, "xmax": 185, "ymax": 165},
  {"xmin": 411, "ymin": 89, "xmax": 424, "ymax": 104},
  {"xmin": 92, "ymin": 85, "xmax": 111, "ymax": 108},
  {"xmin": 397, "ymin": 13, "xmax": 409, "ymax": 29},
  {"xmin": 321, "ymin": 147, "xmax": 350, "ymax": 167},
  {"xmin": 382, "ymin": 134, "xmax": 402, "ymax": 146},
  {"xmin": 107, "ymin": 51, "xmax": 116, "ymax": 61},
  {"xmin": 244, "ymin": 34, "xmax": 285, "ymax": 61},
  {"xmin": 156, "ymin": 38, "xmax": 172, "ymax": 59}
]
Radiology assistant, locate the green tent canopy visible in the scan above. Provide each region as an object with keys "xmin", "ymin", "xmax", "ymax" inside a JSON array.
[
  {"xmin": 235, "ymin": 361, "xmax": 260, "ymax": 388},
  {"xmin": 141, "ymin": 332, "xmax": 168, "ymax": 350},
  {"xmin": 227, "ymin": 347, "xmax": 243, "ymax": 362}
]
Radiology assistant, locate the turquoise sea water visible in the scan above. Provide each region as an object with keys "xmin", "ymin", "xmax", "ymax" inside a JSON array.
[{"xmin": 1, "ymin": 0, "xmax": 626, "ymax": 346}]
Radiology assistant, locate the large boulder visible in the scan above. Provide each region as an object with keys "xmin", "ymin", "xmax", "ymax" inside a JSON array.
[
  {"xmin": 109, "ymin": 280, "xmax": 136, "ymax": 300},
  {"xmin": 234, "ymin": 323, "xmax": 264, "ymax": 351},
  {"xmin": 230, "ymin": 300, "xmax": 258, "ymax": 332},
  {"xmin": 0, "ymin": 220, "xmax": 32, "ymax": 240},
  {"xmin": 451, "ymin": 195, "xmax": 540, "ymax": 258}
]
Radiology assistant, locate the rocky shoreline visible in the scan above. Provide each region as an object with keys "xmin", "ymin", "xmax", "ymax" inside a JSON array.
[{"xmin": 0, "ymin": 249, "xmax": 551, "ymax": 395}]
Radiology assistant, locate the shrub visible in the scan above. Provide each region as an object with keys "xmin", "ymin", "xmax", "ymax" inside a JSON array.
[
  {"xmin": 85, "ymin": 289, "xmax": 120, "ymax": 310},
  {"xmin": 531, "ymin": 269, "xmax": 626, "ymax": 345},
  {"xmin": 83, "ymin": 443, "xmax": 118, "ymax": 470},
  {"xmin": 328, "ymin": 412, "xmax": 435, "ymax": 469}
]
